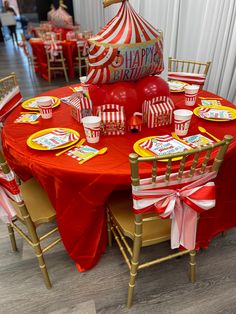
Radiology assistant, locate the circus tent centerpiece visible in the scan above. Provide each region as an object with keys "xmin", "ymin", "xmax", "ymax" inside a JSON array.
[{"xmin": 86, "ymin": 0, "xmax": 164, "ymax": 84}]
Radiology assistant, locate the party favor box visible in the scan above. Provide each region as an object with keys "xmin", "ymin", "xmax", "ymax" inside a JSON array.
[
  {"xmin": 96, "ymin": 104, "xmax": 126, "ymax": 135},
  {"xmin": 69, "ymin": 96, "xmax": 93, "ymax": 122},
  {"xmin": 142, "ymin": 96, "xmax": 175, "ymax": 128}
]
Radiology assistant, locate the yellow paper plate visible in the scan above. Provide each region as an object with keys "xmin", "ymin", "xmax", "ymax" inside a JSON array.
[
  {"xmin": 133, "ymin": 136, "xmax": 183, "ymax": 161},
  {"xmin": 22, "ymin": 96, "xmax": 60, "ymax": 111},
  {"xmin": 27, "ymin": 128, "xmax": 80, "ymax": 151},
  {"xmin": 193, "ymin": 105, "xmax": 236, "ymax": 122},
  {"xmin": 168, "ymin": 80, "xmax": 190, "ymax": 93}
]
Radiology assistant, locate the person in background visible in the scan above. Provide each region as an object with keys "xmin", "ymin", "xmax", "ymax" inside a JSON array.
[{"xmin": 3, "ymin": 0, "xmax": 18, "ymax": 43}]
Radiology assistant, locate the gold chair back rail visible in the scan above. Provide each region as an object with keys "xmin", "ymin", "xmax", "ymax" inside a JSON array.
[{"xmin": 168, "ymin": 57, "xmax": 211, "ymax": 75}]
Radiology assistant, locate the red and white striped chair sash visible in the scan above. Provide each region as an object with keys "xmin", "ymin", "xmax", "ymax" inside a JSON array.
[
  {"xmin": 168, "ymin": 72, "xmax": 206, "ymax": 85},
  {"xmin": 132, "ymin": 170, "xmax": 217, "ymax": 250},
  {"xmin": 0, "ymin": 86, "xmax": 23, "ymax": 122},
  {"xmin": 77, "ymin": 40, "xmax": 88, "ymax": 56},
  {"xmin": 44, "ymin": 40, "xmax": 63, "ymax": 60},
  {"xmin": 0, "ymin": 169, "xmax": 22, "ymax": 223}
]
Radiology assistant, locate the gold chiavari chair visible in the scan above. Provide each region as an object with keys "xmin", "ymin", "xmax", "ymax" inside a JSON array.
[
  {"xmin": 168, "ymin": 57, "xmax": 211, "ymax": 89},
  {"xmin": 106, "ymin": 135, "xmax": 233, "ymax": 307},
  {"xmin": 76, "ymin": 40, "xmax": 88, "ymax": 77},
  {"xmin": 0, "ymin": 149, "xmax": 62, "ymax": 288},
  {"xmin": 0, "ymin": 73, "xmax": 22, "ymax": 124},
  {"xmin": 20, "ymin": 33, "xmax": 37, "ymax": 67},
  {"xmin": 44, "ymin": 41, "xmax": 69, "ymax": 83}
]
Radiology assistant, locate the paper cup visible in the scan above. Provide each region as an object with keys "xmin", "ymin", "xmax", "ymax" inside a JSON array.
[
  {"xmin": 174, "ymin": 109, "xmax": 193, "ymax": 136},
  {"xmin": 184, "ymin": 85, "xmax": 200, "ymax": 106},
  {"xmin": 82, "ymin": 116, "xmax": 101, "ymax": 143},
  {"xmin": 37, "ymin": 97, "xmax": 52, "ymax": 119}
]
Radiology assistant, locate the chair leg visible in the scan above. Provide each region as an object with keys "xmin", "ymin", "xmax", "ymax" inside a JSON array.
[
  {"xmin": 34, "ymin": 242, "xmax": 52, "ymax": 289},
  {"xmin": 78, "ymin": 60, "xmax": 82, "ymax": 78},
  {"xmin": 48, "ymin": 66, "xmax": 51, "ymax": 83},
  {"xmin": 127, "ymin": 216, "xmax": 142, "ymax": 308},
  {"xmin": 106, "ymin": 208, "xmax": 112, "ymax": 247},
  {"xmin": 62, "ymin": 60, "xmax": 69, "ymax": 83},
  {"xmin": 221, "ymin": 230, "xmax": 227, "ymax": 237},
  {"xmin": 189, "ymin": 250, "xmax": 196, "ymax": 283},
  {"xmin": 7, "ymin": 224, "xmax": 17, "ymax": 251},
  {"xmin": 127, "ymin": 243, "xmax": 141, "ymax": 308}
]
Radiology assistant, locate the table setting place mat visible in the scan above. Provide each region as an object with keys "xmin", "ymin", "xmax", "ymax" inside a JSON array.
[
  {"xmin": 66, "ymin": 145, "xmax": 98, "ymax": 161},
  {"xmin": 28, "ymin": 128, "xmax": 79, "ymax": 150},
  {"xmin": 194, "ymin": 105, "xmax": 236, "ymax": 121},
  {"xmin": 198, "ymin": 108, "xmax": 233, "ymax": 121},
  {"xmin": 167, "ymin": 80, "xmax": 189, "ymax": 92},
  {"xmin": 134, "ymin": 134, "xmax": 215, "ymax": 159},
  {"xmin": 14, "ymin": 112, "xmax": 41, "ymax": 124},
  {"xmin": 21, "ymin": 96, "xmax": 60, "ymax": 110}
]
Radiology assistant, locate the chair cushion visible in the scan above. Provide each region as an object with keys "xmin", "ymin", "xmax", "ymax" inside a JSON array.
[
  {"xmin": 107, "ymin": 189, "xmax": 171, "ymax": 247},
  {"xmin": 11, "ymin": 178, "xmax": 56, "ymax": 226},
  {"xmin": 168, "ymin": 72, "xmax": 206, "ymax": 85}
]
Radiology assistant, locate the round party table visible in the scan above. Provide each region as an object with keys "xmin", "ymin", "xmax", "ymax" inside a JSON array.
[{"xmin": 2, "ymin": 86, "xmax": 236, "ymax": 271}]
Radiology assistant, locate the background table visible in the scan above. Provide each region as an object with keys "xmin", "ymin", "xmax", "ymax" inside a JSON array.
[
  {"xmin": 2, "ymin": 86, "xmax": 236, "ymax": 271},
  {"xmin": 29, "ymin": 39, "xmax": 78, "ymax": 80}
]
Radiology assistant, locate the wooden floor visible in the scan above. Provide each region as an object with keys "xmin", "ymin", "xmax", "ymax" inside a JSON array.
[{"xmin": 1, "ymin": 39, "xmax": 236, "ymax": 314}]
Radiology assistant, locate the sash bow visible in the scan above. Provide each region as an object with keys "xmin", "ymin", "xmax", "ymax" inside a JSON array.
[{"xmin": 132, "ymin": 172, "xmax": 216, "ymax": 250}]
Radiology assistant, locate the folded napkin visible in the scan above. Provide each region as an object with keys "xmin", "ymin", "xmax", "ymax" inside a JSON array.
[
  {"xmin": 14, "ymin": 113, "xmax": 40, "ymax": 124},
  {"xmin": 201, "ymin": 99, "xmax": 222, "ymax": 106},
  {"xmin": 67, "ymin": 145, "xmax": 98, "ymax": 161},
  {"xmin": 168, "ymin": 81, "xmax": 187, "ymax": 91},
  {"xmin": 32, "ymin": 129, "xmax": 78, "ymax": 149},
  {"xmin": 199, "ymin": 108, "xmax": 232, "ymax": 120},
  {"xmin": 168, "ymin": 72, "xmax": 206, "ymax": 85}
]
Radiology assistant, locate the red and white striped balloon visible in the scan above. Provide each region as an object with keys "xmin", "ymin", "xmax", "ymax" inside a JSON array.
[{"xmin": 86, "ymin": 0, "xmax": 164, "ymax": 84}]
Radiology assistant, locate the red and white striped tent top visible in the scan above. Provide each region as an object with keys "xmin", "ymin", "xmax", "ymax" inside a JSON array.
[
  {"xmin": 86, "ymin": 0, "xmax": 163, "ymax": 84},
  {"xmin": 94, "ymin": 1, "xmax": 162, "ymax": 44}
]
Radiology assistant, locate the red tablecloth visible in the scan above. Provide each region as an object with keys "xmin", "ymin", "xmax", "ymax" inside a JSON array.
[
  {"xmin": 29, "ymin": 39, "xmax": 77, "ymax": 80},
  {"xmin": 2, "ymin": 86, "xmax": 236, "ymax": 271}
]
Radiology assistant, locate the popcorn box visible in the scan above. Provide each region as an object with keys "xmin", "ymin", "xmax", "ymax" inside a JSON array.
[
  {"xmin": 142, "ymin": 96, "xmax": 175, "ymax": 128},
  {"xmin": 96, "ymin": 104, "xmax": 126, "ymax": 135},
  {"xmin": 70, "ymin": 95, "xmax": 93, "ymax": 122}
]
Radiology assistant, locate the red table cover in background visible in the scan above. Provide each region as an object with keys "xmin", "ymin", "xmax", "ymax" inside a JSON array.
[
  {"xmin": 2, "ymin": 86, "xmax": 236, "ymax": 271},
  {"xmin": 29, "ymin": 39, "xmax": 78, "ymax": 81}
]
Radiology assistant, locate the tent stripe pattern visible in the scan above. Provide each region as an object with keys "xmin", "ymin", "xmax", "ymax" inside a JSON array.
[{"xmin": 86, "ymin": 0, "xmax": 164, "ymax": 84}]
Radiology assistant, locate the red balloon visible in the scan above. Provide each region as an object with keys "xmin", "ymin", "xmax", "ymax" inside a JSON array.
[
  {"xmin": 88, "ymin": 84, "xmax": 105, "ymax": 107},
  {"xmin": 102, "ymin": 81, "xmax": 140, "ymax": 119},
  {"xmin": 88, "ymin": 76, "xmax": 170, "ymax": 119},
  {"xmin": 136, "ymin": 76, "xmax": 170, "ymax": 103}
]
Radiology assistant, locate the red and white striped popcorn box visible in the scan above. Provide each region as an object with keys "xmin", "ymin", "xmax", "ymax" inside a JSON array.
[
  {"xmin": 96, "ymin": 104, "xmax": 126, "ymax": 135},
  {"xmin": 69, "ymin": 96, "xmax": 93, "ymax": 122},
  {"xmin": 142, "ymin": 96, "xmax": 175, "ymax": 128}
]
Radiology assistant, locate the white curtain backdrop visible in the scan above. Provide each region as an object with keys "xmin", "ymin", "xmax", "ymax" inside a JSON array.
[{"xmin": 73, "ymin": 0, "xmax": 236, "ymax": 104}]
